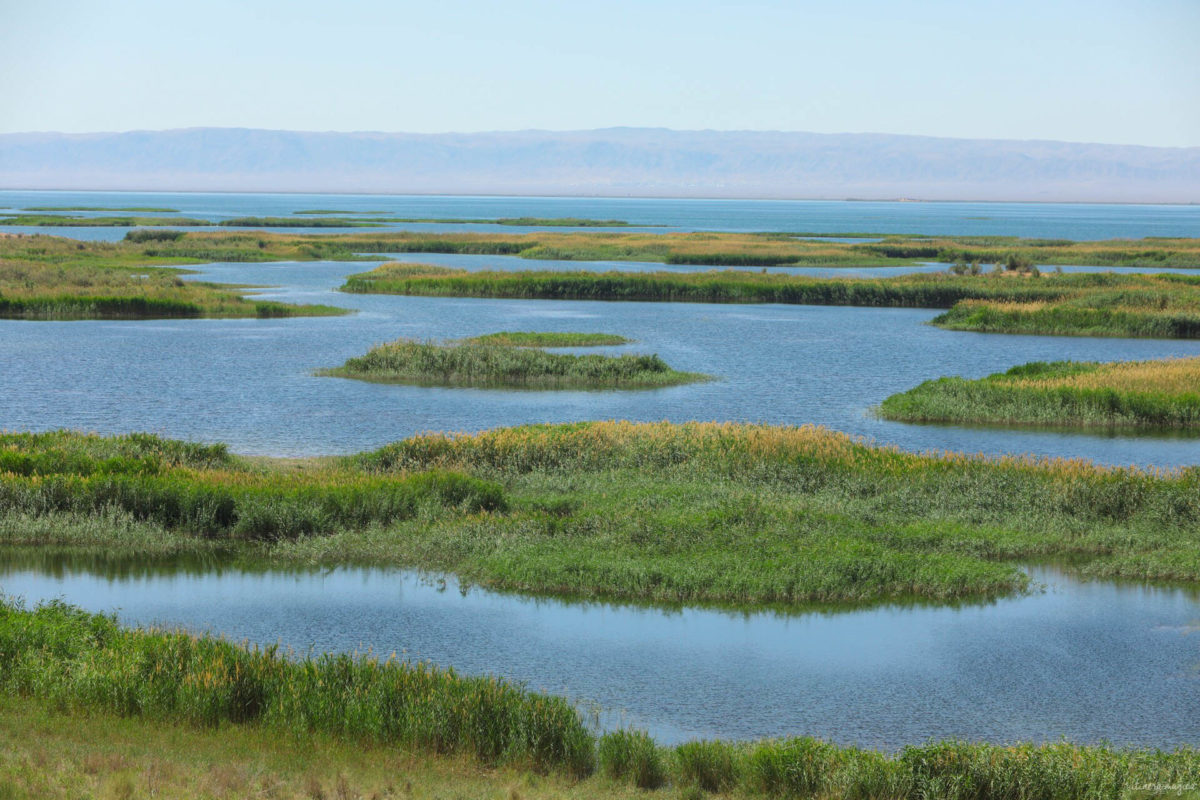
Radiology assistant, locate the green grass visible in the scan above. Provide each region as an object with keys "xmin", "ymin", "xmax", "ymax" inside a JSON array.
[
  {"xmin": 2, "ymin": 612, "xmax": 1199, "ymax": 800},
  {"xmin": 880, "ymin": 357, "xmax": 1200, "ymax": 429},
  {"xmin": 317, "ymin": 340, "xmax": 706, "ymax": 389},
  {"xmin": 0, "ymin": 430, "xmax": 504, "ymax": 541},
  {"xmin": 8, "ymin": 425, "xmax": 1200, "ymax": 608},
  {"xmin": 0, "ymin": 234, "xmax": 350, "ymax": 319},
  {"xmin": 0, "ymin": 599, "xmax": 593, "ymax": 775},
  {"xmin": 342, "ymin": 265, "xmax": 1200, "ymax": 339},
  {"xmin": 462, "ymin": 331, "xmax": 632, "ymax": 347}
]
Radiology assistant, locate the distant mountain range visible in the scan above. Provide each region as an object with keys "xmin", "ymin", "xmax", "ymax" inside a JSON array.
[{"xmin": 1, "ymin": 127, "xmax": 1197, "ymax": 202}]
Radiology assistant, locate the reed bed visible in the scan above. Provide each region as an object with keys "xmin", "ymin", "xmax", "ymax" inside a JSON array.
[
  {"xmin": 342, "ymin": 264, "xmax": 1200, "ymax": 338},
  {"xmin": 880, "ymin": 357, "xmax": 1200, "ymax": 428},
  {"xmin": 0, "ymin": 235, "xmax": 347, "ymax": 319},
  {"xmin": 0, "ymin": 431, "xmax": 504, "ymax": 542},
  {"xmin": 318, "ymin": 339, "xmax": 707, "ymax": 389},
  {"xmin": 462, "ymin": 331, "xmax": 632, "ymax": 347},
  {"xmin": 10, "ymin": 425, "xmax": 1200, "ymax": 605},
  {"xmin": 3, "ymin": 600, "xmax": 1199, "ymax": 798},
  {"xmin": 0, "ymin": 599, "xmax": 593, "ymax": 774}
]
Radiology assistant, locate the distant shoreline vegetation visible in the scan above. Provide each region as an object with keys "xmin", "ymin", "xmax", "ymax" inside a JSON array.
[
  {"xmin": 317, "ymin": 338, "xmax": 706, "ymax": 389},
  {"xmin": 0, "ymin": 214, "xmax": 210, "ymax": 227},
  {"xmin": 880, "ymin": 358, "xmax": 1200, "ymax": 429}
]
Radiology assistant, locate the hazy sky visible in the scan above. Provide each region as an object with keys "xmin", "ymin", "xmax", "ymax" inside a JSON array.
[{"xmin": 2, "ymin": 0, "xmax": 1197, "ymax": 146}]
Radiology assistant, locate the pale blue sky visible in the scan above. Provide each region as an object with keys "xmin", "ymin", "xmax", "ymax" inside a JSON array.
[{"xmin": 2, "ymin": 0, "xmax": 1197, "ymax": 146}]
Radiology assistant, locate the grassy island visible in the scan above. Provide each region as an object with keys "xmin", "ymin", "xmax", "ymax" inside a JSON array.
[
  {"xmin": 462, "ymin": 331, "xmax": 631, "ymax": 347},
  {"xmin": 342, "ymin": 263, "xmax": 1200, "ymax": 339},
  {"xmin": 317, "ymin": 339, "xmax": 704, "ymax": 389},
  {"xmin": 5, "ymin": 602, "xmax": 1199, "ymax": 800},
  {"xmin": 880, "ymin": 357, "xmax": 1200, "ymax": 429},
  {"xmin": 5, "ymin": 424, "xmax": 1200, "ymax": 608},
  {"xmin": 0, "ymin": 234, "xmax": 348, "ymax": 319}
]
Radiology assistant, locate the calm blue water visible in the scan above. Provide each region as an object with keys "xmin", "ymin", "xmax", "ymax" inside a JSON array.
[
  {"xmin": 4, "ymin": 258, "xmax": 1200, "ymax": 465},
  {"xmin": 2, "ymin": 556, "xmax": 1197, "ymax": 747},
  {"xmin": 2, "ymin": 190, "xmax": 1198, "ymax": 239}
]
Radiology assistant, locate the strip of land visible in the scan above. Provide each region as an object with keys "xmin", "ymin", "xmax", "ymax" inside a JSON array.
[
  {"xmin": 0, "ymin": 234, "xmax": 349, "ymax": 319},
  {"xmin": 4, "ymin": 424, "xmax": 1200, "ymax": 608},
  {"xmin": 880, "ymin": 357, "xmax": 1200, "ymax": 429},
  {"xmin": 342, "ymin": 263, "xmax": 1200, "ymax": 339},
  {"xmin": 317, "ymin": 339, "xmax": 703, "ymax": 389},
  {"xmin": 0, "ymin": 214, "xmax": 210, "ymax": 227}
]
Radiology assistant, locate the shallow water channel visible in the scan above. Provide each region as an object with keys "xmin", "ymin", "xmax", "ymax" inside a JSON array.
[
  {"xmin": 4, "ymin": 258, "xmax": 1200, "ymax": 465},
  {"xmin": 2, "ymin": 556, "xmax": 1197, "ymax": 748}
]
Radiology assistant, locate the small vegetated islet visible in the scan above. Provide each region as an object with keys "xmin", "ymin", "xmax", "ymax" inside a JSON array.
[
  {"xmin": 317, "ymin": 338, "xmax": 704, "ymax": 389},
  {"xmin": 881, "ymin": 357, "xmax": 1200, "ymax": 429}
]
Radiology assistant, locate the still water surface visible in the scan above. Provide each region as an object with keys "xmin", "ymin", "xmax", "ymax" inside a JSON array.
[
  {"xmin": 2, "ymin": 190, "xmax": 1198, "ymax": 239},
  {"xmin": 2, "ymin": 556, "xmax": 1196, "ymax": 748},
  {"xmin": 3, "ymin": 258, "xmax": 1200, "ymax": 465}
]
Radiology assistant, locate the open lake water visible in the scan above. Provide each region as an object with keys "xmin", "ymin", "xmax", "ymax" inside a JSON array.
[{"xmin": 2, "ymin": 191, "xmax": 1199, "ymax": 746}]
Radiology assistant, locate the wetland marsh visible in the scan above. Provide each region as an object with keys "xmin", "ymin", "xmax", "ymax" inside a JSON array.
[{"xmin": 4, "ymin": 192, "xmax": 1200, "ymax": 794}]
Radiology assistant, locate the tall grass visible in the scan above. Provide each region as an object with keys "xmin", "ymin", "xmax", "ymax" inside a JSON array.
[
  {"xmin": 342, "ymin": 265, "xmax": 1200, "ymax": 339},
  {"xmin": 0, "ymin": 599, "xmax": 593, "ymax": 774},
  {"xmin": 5, "ymin": 598, "xmax": 1195, "ymax": 800},
  {"xmin": 318, "ymin": 339, "xmax": 708, "ymax": 389},
  {"xmin": 0, "ymin": 431, "xmax": 504, "ymax": 541},
  {"xmin": 10, "ymin": 425, "xmax": 1200, "ymax": 606},
  {"xmin": 0, "ymin": 235, "xmax": 349, "ymax": 319},
  {"xmin": 880, "ymin": 357, "xmax": 1200, "ymax": 428}
]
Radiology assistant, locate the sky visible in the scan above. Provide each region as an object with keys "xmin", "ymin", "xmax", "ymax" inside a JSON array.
[{"xmin": 2, "ymin": 0, "xmax": 1198, "ymax": 147}]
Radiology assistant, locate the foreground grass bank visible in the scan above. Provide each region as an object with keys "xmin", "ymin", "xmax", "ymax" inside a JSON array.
[
  {"xmin": 343, "ymin": 264, "xmax": 1200, "ymax": 339},
  {"xmin": 3, "ymin": 602, "xmax": 1199, "ymax": 800},
  {"xmin": 0, "ymin": 234, "xmax": 347, "ymax": 319},
  {"xmin": 881, "ymin": 358, "xmax": 1200, "ymax": 429},
  {"xmin": 5, "ymin": 425, "xmax": 1200, "ymax": 607},
  {"xmin": 319, "ymin": 339, "xmax": 705, "ymax": 389}
]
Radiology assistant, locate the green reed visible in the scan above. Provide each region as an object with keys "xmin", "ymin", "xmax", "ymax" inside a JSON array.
[{"xmin": 318, "ymin": 339, "xmax": 708, "ymax": 389}]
